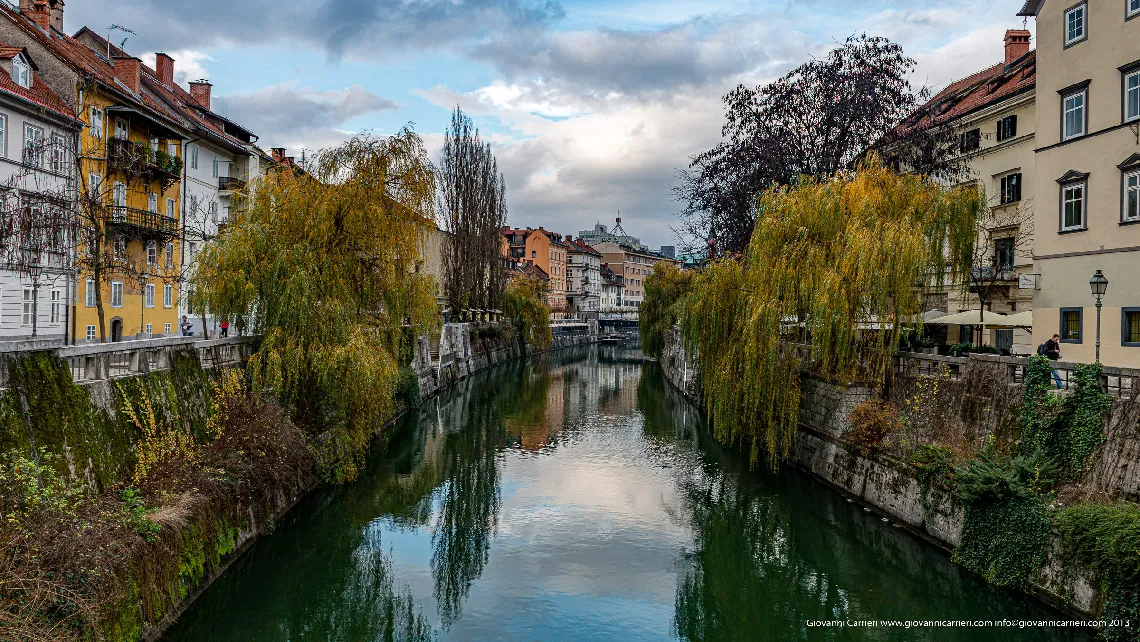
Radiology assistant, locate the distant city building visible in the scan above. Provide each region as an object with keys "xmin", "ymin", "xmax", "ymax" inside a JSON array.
[
  {"xmin": 658, "ymin": 246, "xmax": 675, "ymax": 259},
  {"xmin": 565, "ymin": 237, "xmax": 601, "ymax": 314},
  {"xmin": 593, "ymin": 241, "xmax": 680, "ymax": 309},
  {"xmin": 578, "ymin": 217, "xmax": 647, "ymax": 252}
]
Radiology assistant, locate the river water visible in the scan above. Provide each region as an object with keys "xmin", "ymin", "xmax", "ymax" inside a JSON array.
[{"xmin": 164, "ymin": 346, "xmax": 1092, "ymax": 642}]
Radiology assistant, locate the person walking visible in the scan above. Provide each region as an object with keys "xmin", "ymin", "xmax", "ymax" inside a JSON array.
[
  {"xmin": 1038, "ymin": 333, "xmax": 1063, "ymax": 389},
  {"xmin": 219, "ymin": 317, "xmax": 229, "ymax": 338},
  {"xmin": 180, "ymin": 315, "xmax": 192, "ymax": 337}
]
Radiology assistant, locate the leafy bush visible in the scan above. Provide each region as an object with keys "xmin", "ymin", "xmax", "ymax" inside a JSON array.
[
  {"xmin": 118, "ymin": 487, "xmax": 161, "ymax": 542},
  {"xmin": 911, "ymin": 444, "xmax": 957, "ymax": 506},
  {"xmin": 1020, "ymin": 360, "xmax": 1109, "ymax": 480},
  {"xmin": 844, "ymin": 399, "xmax": 900, "ymax": 453},
  {"xmin": 640, "ymin": 262, "xmax": 694, "ymax": 359},
  {"xmin": 1055, "ymin": 502, "xmax": 1140, "ymax": 641},
  {"xmin": 948, "ymin": 342, "xmax": 973, "ymax": 357},
  {"xmin": 396, "ymin": 365, "xmax": 421, "ymax": 411}
]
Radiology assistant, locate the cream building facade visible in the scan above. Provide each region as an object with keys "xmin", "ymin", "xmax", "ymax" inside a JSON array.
[{"xmin": 1020, "ymin": 0, "xmax": 1140, "ymax": 367}]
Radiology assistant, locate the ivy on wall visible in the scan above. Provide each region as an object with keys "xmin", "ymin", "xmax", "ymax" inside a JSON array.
[{"xmin": 1055, "ymin": 502, "xmax": 1140, "ymax": 641}]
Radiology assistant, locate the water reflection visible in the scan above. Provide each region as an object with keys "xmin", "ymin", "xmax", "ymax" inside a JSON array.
[{"xmin": 166, "ymin": 348, "xmax": 1091, "ymax": 642}]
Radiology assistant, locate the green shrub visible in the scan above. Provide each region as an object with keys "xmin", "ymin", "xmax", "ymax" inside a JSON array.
[
  {"xmin": 396, "ymin": 366, "xmax": 421, "ymax": 411},
  {"xmin": 910, "ymin": 444, "xmax": 957, "ymax": 509},
  {"xmin": 1055, "ymin": 502, "xmax": 1140, "ymax": 641}
]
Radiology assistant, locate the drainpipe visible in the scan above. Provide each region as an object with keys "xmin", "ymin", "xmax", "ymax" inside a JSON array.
[{"xmin": 70, "ymin": 90, "xmax": 84, "ymax": 345}]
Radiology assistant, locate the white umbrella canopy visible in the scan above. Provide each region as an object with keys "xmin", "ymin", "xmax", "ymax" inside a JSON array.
[
  {"xmin": 987, "ymin": 310, "xmax": 1032, "ymax": 327},
  {"xmin": 927, "ymin": 310, "xmax": 1009, "ymax": 326}
]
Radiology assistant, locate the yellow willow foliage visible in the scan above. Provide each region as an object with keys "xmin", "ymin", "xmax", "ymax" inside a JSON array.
[
  {"xmin": 640, "ymin": 262, "xmax": 695, "ymax": 360},
  {"xmin": 679, "ymin": 158, "xmax": 980, "ymax": 467},
  {"xmin": 502, "ymin": 275, "xmax": 552, "ymax": 350},
  {"xmin": 192, "ymin": 130, "xmax": 441, "ymax": 482}
]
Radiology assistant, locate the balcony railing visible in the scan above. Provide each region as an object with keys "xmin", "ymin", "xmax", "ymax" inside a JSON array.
[
  {"xmin": 970, "ymin": 266, "xmax": 1017, "ymax": 282},
  {"xmin": 105, "ymin": 205, "xmax": 179, "ymax": 238},
  {"xmin": 218, "ymin": 176, "xmax": 246, "ymax": 192},
  {"xmin": 106, "ymin": 138, "xmax": 183, "ymax": 188}
]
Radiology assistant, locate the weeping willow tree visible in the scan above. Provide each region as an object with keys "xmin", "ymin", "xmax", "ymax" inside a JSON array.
[
  {"xmin": 501, "ymin": 275, "xmax": 552, "ymax": 351},
  {"xmin": 640, "ymin": 262, "xmax": 695, "ymax": 359},
  {"xmin": 191, "ymin": 130, "xmax": 440, "ymax": 482},
  {"xmin": 678, "ymin": 158, "xmax": 980, "ymax": 467}
]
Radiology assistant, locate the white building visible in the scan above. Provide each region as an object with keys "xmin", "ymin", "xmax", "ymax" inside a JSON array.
[
  {"xmin": 565, "ymin": 237, "xmax": 601, "ymax": 314},
  {"xmin": 600, "ymin": 264, "xmax": 623, "ymax": 313},
  {"xmin": 0, "ymin": 42, "xmax": 80, "ymax": 344}
]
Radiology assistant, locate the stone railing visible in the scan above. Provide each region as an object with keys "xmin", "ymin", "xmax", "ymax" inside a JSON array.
[
  {"xmin": 17, "ymin": 336, "xmax": 258, "ymax": 387},
  {"xmin": 895, "ymin": 351, "xmax": 1140, "ymax": 397}
]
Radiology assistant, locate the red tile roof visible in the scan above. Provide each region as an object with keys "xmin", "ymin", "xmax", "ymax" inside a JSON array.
[
  {"xmin": 565, "ymin": 237, "xmax": 601, "ymax": 256},
  {"xmin": 896, "ymin": 50, "xmax": 1036, "ymax": 136},
  {"xmin": 0, "ymin": 37, "xmax": 75, "ymax": 120}
]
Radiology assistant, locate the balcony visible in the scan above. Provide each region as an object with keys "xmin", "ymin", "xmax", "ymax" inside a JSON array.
[
  {"xmin": 218, "ymin": 176, "xmax": 246, "ymax": 192},
  {"xmin": 106, "ymin": 138, "xmax": 183, "ymax": 190},
  {"xmin": 971, "ymin": 266, "xmax": 1017, "ymax": 283},
  {"xmin": 105, "ymin": 206, "xmax": 179, "ymax": 239}
]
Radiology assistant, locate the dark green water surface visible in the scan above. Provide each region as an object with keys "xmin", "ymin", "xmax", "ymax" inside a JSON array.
[{"xmin": 164, "ymin": 346, "xmax": 1093, "ymax": 641}]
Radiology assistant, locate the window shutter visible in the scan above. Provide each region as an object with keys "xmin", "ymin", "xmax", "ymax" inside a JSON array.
[{"xmin": 1008, "ymin": 115, "xmax": 1017, "ymax": 139}]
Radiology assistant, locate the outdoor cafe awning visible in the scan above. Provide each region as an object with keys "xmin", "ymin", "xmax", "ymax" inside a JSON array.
[
  {"xmin": 926, "ymin": 310, "xmax": 1008, "ymax": 326},
  {"xmin": 986, "ymin": 310, "xmax": 1032, "ymax": 328}
]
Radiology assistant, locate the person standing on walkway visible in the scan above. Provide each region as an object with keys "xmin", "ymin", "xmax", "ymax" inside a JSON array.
[
  {"xmin": 1040, "ymin": 333, "xmax": 1063, "ymax": 389},
  {"xmin": 180, "ymin": 315, "xmax": 192, "ymax": 337},
  {"xmin": 219, "ymin": 317, "xmax": 229, "ymax": 338}
]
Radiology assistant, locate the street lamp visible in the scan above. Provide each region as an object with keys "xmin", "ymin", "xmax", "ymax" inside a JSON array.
[
  {"xmin": 1089, "ymin": 270, "xmax": 1109, "ymax": 363},
  {"xmin": 138, "ymin": 272, "xmax": 149, "ymax": 338},
  {"xmin": 27, "ymin": 254, "xmax": 42, "ymax": 337}
]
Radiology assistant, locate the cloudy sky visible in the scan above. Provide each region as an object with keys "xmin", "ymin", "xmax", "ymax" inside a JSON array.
[{"xmin": 66, "ymin": 0, "xmax": 1035, "ymax": 248}]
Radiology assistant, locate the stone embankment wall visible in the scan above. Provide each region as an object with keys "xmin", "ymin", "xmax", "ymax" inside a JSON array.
[
  {"xmin": 3, "ymin": 326, "xmax": 596, "ymax": 641},
  {"xmin": 658, "ymin": 330, "xmax": 1102, "ymax": 617}
]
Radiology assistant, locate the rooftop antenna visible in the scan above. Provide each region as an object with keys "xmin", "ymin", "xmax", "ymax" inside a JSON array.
[
  {"xmin": 106, "ymin": 24, "xmax": 137, "ymax": 57},
  {"xmin": 612, "ymin": 210, "xmax": 626, "ymax": 236}
]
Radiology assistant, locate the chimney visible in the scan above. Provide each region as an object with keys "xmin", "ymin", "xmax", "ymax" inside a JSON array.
[
  {"xmin": 154, "ymin": 52, "xmax": 174, "ymax": 87},
  {"xmin": 271, "ymin": 147, "xmax": 285, "ymax": 163},
  {"xmin": 1004, "ymin": 29, "xmax": 1031, "ymax": 67},
  {"xmin": 49, "ymin": 0, "xmax": 63, "ymax": 31},
  {"xmin": 112, "ymin": 55, "xmax": 141, "ymax": 95},
  {"xmin": 22, "ymin": 0, "xmax": 50, "ymax": 30},
  {"xmin": 189, "ymin": 79, "xmax": 212, "ymax": 110}
]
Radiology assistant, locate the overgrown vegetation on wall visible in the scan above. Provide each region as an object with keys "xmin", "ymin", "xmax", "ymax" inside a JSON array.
[
  {"xmin": 0, "ymin": 355, "xmax": 314, "ymax": 641},
  {"xmin": 502, "ymin": 275, "xmax": 552, "ymax": 352},
  {"xmin": 639, "ymin": 262, "xmax": 693, "ymax": 360}
]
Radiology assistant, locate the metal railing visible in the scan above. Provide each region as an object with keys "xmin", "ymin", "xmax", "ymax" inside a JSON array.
[
  {"xmin": 218, "ymin": 176, "xmax": 246, "ymax": 191},
  {"xmin": 106, "ymin": 205, "xmax": 180, "ymax": 237},
  {"xmin": 895, "ymin": 351, "xmax": 1140, "ymax": 397}
]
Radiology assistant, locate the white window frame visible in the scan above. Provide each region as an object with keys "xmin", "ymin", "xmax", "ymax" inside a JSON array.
[
  {"xmin": 163, "ymin": 283, "xmax": 173, "ymax": 308},
  {"xmin": 164, "ymin": 322, "xmax": 171, "ymax": 334},
  {"xmin": 145, "ymin": 283, "xmax": 155, "ymax": 308},
  {"xmin": 113, "ymin": 234, "xmax": 125, "ymax": 258},
  {"xmin": 50, "ymin": 289, "xmax": 60, "ymax": 324},
  {"xmin": 1063, "ymin": 89, "xmax": 1087, "ymax": 140},
  {"xmin": 212, "ymin": 156, "xmax": 219, "ymax": 178},
  {"xmin": 85, "ymin": 278, "xmax": 96, "ymax": 307},
  {"xmin": 111, "ymin": 281, "xmax": 123, "ymax": 308},
  {"xmin": 86, "ymin": 324, "xmax": 96, "ymax": 341},
  {"xmin": 87, "ymin": 171, "xmax": 101, "ymax": 199},
  {"xmin": 11, "ymin": 54, "xmax": 29, "ymax": 89},
  {"xmin": 50, "ymin": 132, "xmax": 66, "ymax": 173},
  {"xmin": 23, "ymin": 123, "xmax": 43, "ymax": 166},
  {"xmin": 114, "ymin": 118, "xmax": 128, "ymax": 141},
  {"xmin": 190, "ymin": 145, "xmax": 198, "ymax": 170},
  {"xmin": 146, "ymin": 240, "xmax": 157, "ymax": 265},
  {"xmin": 113, "ymin": 181, "xmax": 126, "ymax": 207},
  {"xmin": 1130, "ymin": 0, "xmax": 1140, "ymax": 19},
  {"xmin": 145, "ymin": 323, "xmax": 152, "ymax": 335},
  {"xmin": 1062, "ymin": 180, "xmax": 1088, "ymax": 232},
  {"xmin": 165, "ymin": 242, "xmax": 174, "ymax": 269},
  {"xmin": 90, "ymin": 106, "xmax": 103, "ymax": 140},
  {"xmin": 166, "ymin": 197, "xmax": 176, "ymax": 217},
  {"xmin": 21, "ymin": 287, "xmax": 33, "ymax": 326},
  {"xmin": 0, "ymin": 114, "xmax": 6, "ymax": 158},
  {"xmin": 148, "ymin": 192, "xmax": 158, "ymax": 213},
  {"xmin": 1126, "ymin": 70, "xmax": 1140, "ymax": 123},
  {"xmin": 1125, "ymin": 169, "xmax": 1140, "ymax": 223},
  {"xmin": 1064, "ymin": 3, "xmax": 1087, "ymax": 46},
  {"xmin": 167, "ymin": 142, "xmax": 178, "ymax": 157}
]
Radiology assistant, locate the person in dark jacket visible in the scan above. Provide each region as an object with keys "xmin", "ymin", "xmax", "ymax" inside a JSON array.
[{"xmin": 1041, "ymin": 334, "xmax": 1063, "ymax": 388}]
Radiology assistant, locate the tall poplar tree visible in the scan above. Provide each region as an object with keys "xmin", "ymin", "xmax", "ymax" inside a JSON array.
[{"xmin": 438, "ymin": 107, "xmax": 507, "ymax": 315}]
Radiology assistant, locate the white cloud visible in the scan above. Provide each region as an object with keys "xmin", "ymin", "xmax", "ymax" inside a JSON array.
[{"xmin": 140, "ymin": 50, "xmax": 215, "ymax": 85}]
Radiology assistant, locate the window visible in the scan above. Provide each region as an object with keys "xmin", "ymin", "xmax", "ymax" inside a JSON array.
[
  {"xmin": 85, "ymin": 278, "xmax": 95, "ymax": 307},
  {"xmin": 209, "ymin": 201, "xmax": 218, "ymax": 223},
  {"xmin": 145, "ymin": 283, "xmax": 155, "ymax": 308},
  {"xmin": 531, "ymin": 250, "xmax": 536, "ymax": 258},
  {"xmin": 187, "ymin": 241, "xmax": 198, "ymax": 261},
  {"xmin": 113, "ymin": 234, "xmax": 125, "ymax": 257},
  {"xmin": 1065, "ymin": 3, "xmax": 1087, "ymax": 46},
  {"xmin": 1063, "ymin": 90, "xmax": 1087, "ymax": 139},
  {"xmin": 1061, "ymin": 307, "xmax": 1083, "ymax": 343},
  {"xmin": 50, "ymin": 290, "xmax": 60, "ymax": 323},
  {"xmin": 50, "ymin": 133, "xmax": 66, "ymax": 172},
  {"xmin": 1124, "ymin": 309, "xmax": 1140, "ymax": 346},
  {"xmin": 86, "ymin": 325, "xmax": 96, "ymax": 341},
  {"xmin": 1000, "ymin": 172, "xmax": 1022, "ymax": 204},
  {"xmin": 145, "ymin": 323, "xmax": 152, "ymax": 335},
  {"xmin": 1126, "ymin": 70, "xmax": 1140, "ymax": 122},
  {"xmin": 924, "ymin": 292, "xmax": 948, "ymax": 312},
  {"xmin": 111, "ymin": 281, "xmax": 123, "ymax": 307},
  {"xmin": 11, "ymin": 54, "xmax": 29, "ymax": 89},
  {"xmin": 167, "ymin": 197, "xmax": 176, "ymax": 217},
  {"xmin": 190, "ymin": 145, "xmax": 198, "ymax": 169},
  {"xmin": 23, "ymin": 123, "xmax": 43, "ymax": 166},
  {"xmin": 21, "ymin": 288, "xmax": 32, "ymax": 326},
  {"xmin": 997, "ymin": 115, "xmax": 1017, "ymax": 141},
  {"xmin": 1131, "ymin": 0, "xmax": 1140, "ymax": 18},
  {"xmin": 1126, "ymin": 170, "xmax": 1140, "ymax": 222},
  {"xmin": 165, "ymin": 242, "xmax": 174, "ymax": 268},
  {"xmin": 0, "ymin": 114, "xmax": 6, "ymax": 158},
  {"xmin": 146, "ymin": 240, "xmax": 157, "ymax": 265},
  {"xmin": 88, "ymin": 172, "xmax": 100, "ymax": 198},
  {"xmin": 167, "ymin": 142, "xmax": 178, "ymax": 157},
  {"xmin": 212, "ymin": 157, "xmax": 219, "ymax": 178},
  {"xmin": 163, "ymin": 283, "xmax": 173, "ymax": 308},
  {"xmin": 148, "ymin": 192, "xmax": 158, "ymax": 213},
  {"xmin": 1062, "ymin": 180, "xmax": 1087, "ymax": 231},
  {"xmin": 114, "ymin": 118, "xmax": 128, "ymax": 140},
  {"xmin": 995, "ymin": 237, "xmax": 1015, "ymax": 271},
  {"xmin": 113, "ymin": 181, "xmax": 126, "ymax": 207},
  {"xmin": 90, "ymin": 106, "xmax": 103, "ymax": 139},
  {"xmin": 164, "ymin": 322, "xmax": 171, "ymax": 334}
]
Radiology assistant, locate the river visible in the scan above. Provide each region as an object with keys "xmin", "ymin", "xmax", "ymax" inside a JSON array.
[{"xmin": 164, "ymin": 345, "xmax": 1092, "ymax": 641}]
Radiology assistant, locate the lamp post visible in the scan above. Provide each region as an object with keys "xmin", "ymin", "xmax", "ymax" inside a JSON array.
[
  {"xmin": 27, "ymin": 254, "xmax": 42, "ymax": 338},
  {"xmin": 1089, "ymin": 269, "xmax": 1109, "ymax": 363},
  {"xmin": 138, "ymin": 272, "xmax": 148, "ymax": 338}
]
